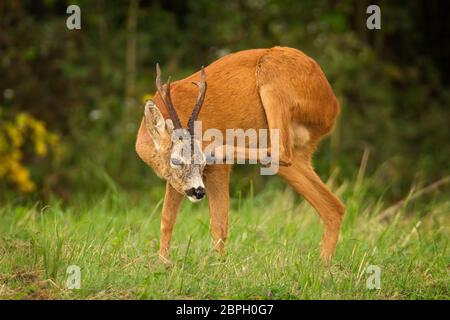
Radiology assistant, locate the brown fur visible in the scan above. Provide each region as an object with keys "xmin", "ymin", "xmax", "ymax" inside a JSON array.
[{"xmin": 136, "ymin": 46, "xmax": 345, "ymax": 262}]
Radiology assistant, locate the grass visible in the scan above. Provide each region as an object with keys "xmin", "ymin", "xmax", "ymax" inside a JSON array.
[{"xmin": 0, "ymin": 176, "xmax": 448, "ymax": 299}]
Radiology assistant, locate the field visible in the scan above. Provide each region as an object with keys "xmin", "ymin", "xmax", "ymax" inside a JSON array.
[
  {"xmin": 2, "ymin": 0, "xmax": 450, "ymax": 302},
  {"xmin": 0, "ymin": 176, "xmax": 448, "ymax": 300}
]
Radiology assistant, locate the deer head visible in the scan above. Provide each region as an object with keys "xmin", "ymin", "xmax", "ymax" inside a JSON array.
[{"xmin": 142, "ymin": 64, "xmax": 207, "ymax": 202}]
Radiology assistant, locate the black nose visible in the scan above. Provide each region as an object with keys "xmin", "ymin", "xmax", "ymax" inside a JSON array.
[
  {"xmin": 195, "ymin": 187, "xmax": 205, "ymax": 199},
  {"xmin": 185, "ymin": 187, "xmax": 205, "ymax": 199},
  {"xmin": 185, "ymin": 188, "xmax": 196, "ymax": 197}
]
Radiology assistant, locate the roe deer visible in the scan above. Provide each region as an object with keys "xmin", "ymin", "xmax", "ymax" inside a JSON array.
[{"xmin": 135, "ymin": 46, "xmax": 345, "ymax": 262}]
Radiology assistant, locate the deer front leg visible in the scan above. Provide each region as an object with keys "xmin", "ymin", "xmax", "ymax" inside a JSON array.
[
  {"xmin": 204, "ymin": 165, "xmax": 230, "ymax": 254},
  {"xmin": 159, "ymin": 182, "xmax": 184, "ymax": 263}
]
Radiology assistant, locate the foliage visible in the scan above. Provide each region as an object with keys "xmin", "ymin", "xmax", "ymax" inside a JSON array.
[
  {"xmin": 0, "ymin": 1, "xmax": 449, "ymax": 201},
  {"xmin": 0, "ymin": 108, "xmax": 61, "ymax": 193}
]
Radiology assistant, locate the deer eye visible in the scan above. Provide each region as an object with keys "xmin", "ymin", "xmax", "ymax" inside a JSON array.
[{"xmin": 170, "ymin": 158, "xmax": 183, "ymax": 166}]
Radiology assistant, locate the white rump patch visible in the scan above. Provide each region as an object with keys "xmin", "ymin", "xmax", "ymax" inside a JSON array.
[{"xmin": 292, "ymin": 124, "xmax": 310, "ymax": 147}]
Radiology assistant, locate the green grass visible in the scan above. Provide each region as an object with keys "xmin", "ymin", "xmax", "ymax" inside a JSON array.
[{"xmin": 0, "ymin": 178, "xmax": 448, "ymax": 299}]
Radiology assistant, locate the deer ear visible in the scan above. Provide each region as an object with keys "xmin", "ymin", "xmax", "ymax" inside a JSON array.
[{"xmin": 144, "ymin": 100, "xmax": 166, "ymax": 150}]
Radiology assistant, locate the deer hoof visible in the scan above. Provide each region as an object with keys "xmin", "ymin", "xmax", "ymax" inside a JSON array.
[{"xmin": 158, "ymin": 253, "xmax": 174, "ymax": 267}]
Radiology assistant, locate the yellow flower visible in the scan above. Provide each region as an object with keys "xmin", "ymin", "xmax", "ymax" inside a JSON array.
[
  {"xmin": 7, "ymin": 161, "xmax": 35, "ymax": 193},
  {"xmin": 16, "ymin": 113, "xmax": 29, "ymax": 129},
  {"xmin": 35, "ymin": 140, "xmax": 48, "ymax": 157},
  {"xmin": 5, "ymin": 123, "xmax": 23, "ymax": 147},
  {"xmin": 32, "ymin": 120, "xmax": 46, "ymax": 136},
  {"xmin": 0, "ymin": 107, "xmax": 61, "ymax": 193}
]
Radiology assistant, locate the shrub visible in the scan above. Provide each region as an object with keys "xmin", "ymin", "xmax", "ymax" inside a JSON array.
[{"xmin": 0, "ymin": 108, "xmax": 61, "ymax": 193}]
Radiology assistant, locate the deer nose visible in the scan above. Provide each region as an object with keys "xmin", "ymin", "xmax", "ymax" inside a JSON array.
[
  {"xmin": 195, "ymin": 187, "xmax": 205, "ymax": 199},
  {"xmin": 185, "ymin": 187, "xmax": 205, "ymax": 199}
]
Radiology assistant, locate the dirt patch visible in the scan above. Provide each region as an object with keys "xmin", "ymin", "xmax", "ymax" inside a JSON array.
[{"xmin": 0, "ymin": 269, "xmax": 58, "ymax": 300}]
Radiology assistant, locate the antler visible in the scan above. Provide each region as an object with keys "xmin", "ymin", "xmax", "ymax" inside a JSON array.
[
  {"xmin": 155, "ymin": 64, "xmax": 207, "ymax": 135},
  {"xmin": 155, "ymin": 63, "xmax": 182, "ymax": 129},
  {"xmin": 188, "ymin": 66, "xmax": 207, "ymax": 136}
]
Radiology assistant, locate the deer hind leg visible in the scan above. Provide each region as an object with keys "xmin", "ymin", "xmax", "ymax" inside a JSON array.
[
  {"xmin": 159, "ymin": 182, "xmax": 184, "ymax": 263},
  {"xmin": 259, "ymin": 85, "xmax": 294, "ymax": 166},
  {"xmin": 278, "ymin": 149, "xmax": 345, "ymax": 261}
]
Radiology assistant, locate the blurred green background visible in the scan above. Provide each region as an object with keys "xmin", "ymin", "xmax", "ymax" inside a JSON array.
[{"xmin": 1, "ymin": 0, "xmax": 449, "ymax": 203}]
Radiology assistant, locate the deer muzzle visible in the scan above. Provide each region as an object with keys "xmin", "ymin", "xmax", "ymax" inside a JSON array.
[{"xmin": 185, "ymin": 186, "xmax": 206, "ymax": 202}]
